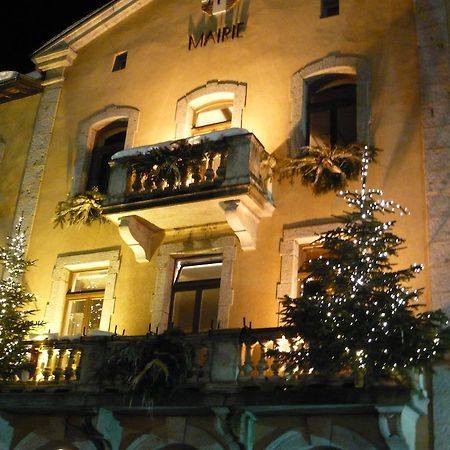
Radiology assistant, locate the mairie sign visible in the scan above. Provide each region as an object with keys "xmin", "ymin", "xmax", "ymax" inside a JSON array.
[{"xmin": 188, "ymin": 22, "xmax": 245, "ymax": 50}]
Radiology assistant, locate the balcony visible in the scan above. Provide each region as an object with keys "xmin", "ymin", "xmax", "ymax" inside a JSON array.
[
  {"xmin": 0, "ymin": 328, "xmax": 410, "ymax": 415},
  {"xmin": 102, "ymin": 129, "xmax": 274, "ymax": 259}
]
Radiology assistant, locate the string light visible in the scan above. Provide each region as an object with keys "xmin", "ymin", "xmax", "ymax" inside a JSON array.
[{"xmin": 277, "ymin": 146, "xmax": 449, "ymax": 383}]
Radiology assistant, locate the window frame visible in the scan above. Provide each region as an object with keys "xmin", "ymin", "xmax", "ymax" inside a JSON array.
[
  {"xmin": 112, "ymin": 51, "xmax": 128, "ymax": 72},
  {"xmin": 175, "ymin": 81, "xmax": 246, "ymax": 139},
  {"xmin": 321, "ymin": 0, "xmax": 339, "ymax": 18},
  {"xmin": 63, "ymin": 289, "xmax": 105, "ymax": 336},
  {"xmin": 290, "ymin": 55, "xmax": 370, "ymax": 157},
  {"xmin": 46, "ymin": 249, "xmax": 121, "ymax": 336},
  {"xmin": 168, "ymin": 256, "xmax": 222, "ymax": 333},
  {"xmin": 306, "ymin": 76, "xmax": 357, "ymax": 147},
  {"xmin": 150, "ymin": 236, "xmax": 237, "ymax": 332}
]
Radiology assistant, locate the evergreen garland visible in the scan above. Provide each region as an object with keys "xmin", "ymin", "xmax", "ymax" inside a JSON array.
[
  {"xmin": 276, "ymin": 144, "xmax": 378, "ymax": 194},
  {"xmin": 0, "ymin": 219, "xmax": 41, "ymax": 380},
  {"xmin": 54, "ymin": 187, "xmax": 107, "ymax": 228},
  {"xmin": 276, "ymin": 150, "xmax": 450, "ymax": 384}
]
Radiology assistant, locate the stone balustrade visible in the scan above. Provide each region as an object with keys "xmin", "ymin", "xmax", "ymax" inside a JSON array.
[
  {"xmin": 5, "ymin": 328, "xmax": 338, "ymax": 392},
  {"xmin": 105, "ymin": 129, "xmax": 273, "ymax": 206}
]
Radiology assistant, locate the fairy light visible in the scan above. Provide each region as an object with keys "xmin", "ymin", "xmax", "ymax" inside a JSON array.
[
  {"xmin": 278, "ymin": 145, "xmax": 448, "ymax": 381},
  {"xmin": 0, "ymin": 218, "xmax": 39, "ymax": 379}
]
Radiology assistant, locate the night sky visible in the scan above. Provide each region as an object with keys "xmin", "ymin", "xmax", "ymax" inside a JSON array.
[{"xmin": 1, "ymin": 1, "xmax": 113, "ymax": 73}]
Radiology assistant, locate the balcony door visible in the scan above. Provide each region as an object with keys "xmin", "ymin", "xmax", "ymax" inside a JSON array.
[{"xmin": 169, "ymin": 258, "xmax": 222, "ymax": 333}]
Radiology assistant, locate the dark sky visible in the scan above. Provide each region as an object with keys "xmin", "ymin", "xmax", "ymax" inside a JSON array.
[{"xmin": 1, "ymin": 1, "xmax": 113, "ymax": 73}]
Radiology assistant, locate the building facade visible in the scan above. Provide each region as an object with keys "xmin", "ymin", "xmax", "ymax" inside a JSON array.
[{"xmin": 0, "ymin": 0, "xmax": 449, "ymax": 448}]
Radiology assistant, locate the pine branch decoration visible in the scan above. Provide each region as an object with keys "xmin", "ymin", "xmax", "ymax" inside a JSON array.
[
  {"xmin": 54, "ymin": 187, "xmax": 107, "ymax": 228},
  {"xmin": 276, "ymin": 144, "xmax": 379, "ymax": 194}
]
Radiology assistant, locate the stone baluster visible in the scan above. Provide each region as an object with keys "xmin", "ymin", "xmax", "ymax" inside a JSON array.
[
  {"xmin": 240, "ymin": 340, "xmax": 255, "ymax": 380},
  {"xmin": 204, "ymin": 155, "xmax": 215, "ymax": 182},
  {"xmin": 74, "ymin": 349, "xmax": 82, "ymax": 381},
  {"xmin": 53, "ymin": 347, "xmax": 66, "ymax": 383},
  {"xmin": 43, "ymin": 345, "xmax": 55, "ymax": 382},
  {"xmin": 256, "ymin": 341, "xmax": 269, "ymax": 380},
  {"xmin": 270, "ymin": 351, "xmax": 281, "ymax": 381},
  {"xmin": 131, "ymin": 168, "xmax": 143, "ymax": 192},
  {"xmin": 64, "ymin": 347, "xmax": 77, "ymax": 382},
  {"xmin": 192, "ymin": 162, "xmax": 202, "ymax": 185},
  {"xmin": 33, "ymin": 346, "xmax": 45, "ymax": 382},
  {"xmin": 216, "ymin": 150, "xmax": 227, "ymax": 180}
]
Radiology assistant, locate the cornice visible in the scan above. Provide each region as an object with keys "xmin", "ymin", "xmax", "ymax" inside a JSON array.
[{"xmin": 32, "ymin": 0, "xmax": 155, "ymax": 72}]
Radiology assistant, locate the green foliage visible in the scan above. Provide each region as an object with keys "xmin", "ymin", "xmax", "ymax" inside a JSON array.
[
  {"xmin": 276, "ymin": 158, "xmax": 450, "ymax": 385},
  {"xmin": 128, "ymin": 138, "xmax": 224, "ymax": 186},
  {"xmin": 54, "ymin": 187, "xmax": 107, "ymax": 228},
  {"xmin": 276, "ymin": 144, "xmax": 378, "ymax": 194},
  {"xmin": 0, "ymin": 219, "xmax": 41, "ymax": 380},
  {"xmin": 100, "ymin": 329, "xmax": 194, "ymax": 404}
]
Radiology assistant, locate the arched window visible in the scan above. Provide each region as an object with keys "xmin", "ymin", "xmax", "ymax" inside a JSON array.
[
  {"xmin": 192, "ymin": 100, "xmax": 233, "ymax": 135},
  {"xmin": 87, "ymin": 118, "xmax": 127, "ymax": 193},
  {"xmin": 74, "ymin": 105, "xmax": 139, "ymax": 194},
  {"xmin": 307, "ymin": 74, "xmax": 356, "ymax": 147},
  {"xmin": 290, "ymin": 55, "xmax": 370, "ymax": 155},
  {"xmin": 175, "ymin": 80, "xmax": 246, "ymax": 139}
]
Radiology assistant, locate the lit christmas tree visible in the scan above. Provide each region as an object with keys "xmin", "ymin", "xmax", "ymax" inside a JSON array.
[
  {"xmin": 278, "ymin": 150, "xmax": 450, "ymax": 383},
  {"xmin": 0, "ymin": 219, "xmax": 40, "ymax": 380}
]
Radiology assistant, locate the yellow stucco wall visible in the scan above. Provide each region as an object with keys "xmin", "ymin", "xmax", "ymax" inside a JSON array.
[{"xmin": 18, "ymin": 0, "xmax": 429, "ymax": 335}]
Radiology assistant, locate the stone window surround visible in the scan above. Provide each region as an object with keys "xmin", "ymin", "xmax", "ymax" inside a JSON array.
[
  {"xmin": 151, "ymin": 236, "xmax": 237, "ymax": 331},
  {"xmin": 73, "ymin": 105, "xmax": 139, "ymax": 194},
  {"xmin": 45, "ymin": 249, "xmax": 121, "ymax": 335},
  {"xmin": 175, "ymin": 80, "xmax": 247, "ymax": 139},
  {"xmin": 277, "ymin": 221, "xmax": 339, "ymax": 299},
  {"xmin": 290, "ymin": 54, "xmax": 370, "ymax": 155}
]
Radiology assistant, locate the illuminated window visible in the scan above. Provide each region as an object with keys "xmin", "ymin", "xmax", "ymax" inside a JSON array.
[
  {"xmin": 297, "ymin": 244, "xmax": 328, "ymax": 296},
  {"xmin": 87, "ymin": 119, "xmax": 128, "ymax": 193},
  {"xmin": 112, "ymin": 52, "xmax": 128, "ymax": 71},
  {"xmin": 192, "ymin": 101, "xmax": 233, "ymax": 135},
  {"xmin": 321, "ymin": 0, "xmax": 339, "ymax": 18},
  {"xmin": 307, "ymin": 74, "xmax": 356, "ymax": 147},
  {"xmin": 168, "ymin": 257, "xmax": 222, "ymax": 333},
  {"xmin": 63, "ymin": 269, "xmax": 108, "ymax": 336}
]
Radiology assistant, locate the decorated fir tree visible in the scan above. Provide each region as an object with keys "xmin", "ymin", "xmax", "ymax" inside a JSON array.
[
  {"xmin": 0, "ymin": 219, "xmax": 40, "ymax": 380},
  {"xmin": 278, "ymin": 150, "xmax": 450, "ymax": 383}
]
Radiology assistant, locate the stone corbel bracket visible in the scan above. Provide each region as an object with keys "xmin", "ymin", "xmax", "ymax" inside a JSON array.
[
  {"xmin": 375, "ymin": 405, "xmax": 408, "ymax": 450},
  {"xmin": 118, "ymin": 215, "xmax": 164, "ymax": 263},
  {"xmin": 220, "ymin": 199, "xmax": 273, "ymax": 251}
]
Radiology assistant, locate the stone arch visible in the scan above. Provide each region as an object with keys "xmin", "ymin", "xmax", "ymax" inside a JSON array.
[
  {"xmin": 73, "ymin": 104, "xmax": 139, "ymax": 193},
  {"xmin": 265, "ymin": 424, "xmax": 379, "ymax": 450},
  {"xmin": 175, "ymin": 80, "xmax": 247, "ymax": 139},
  {"xmin": 290, "ymin": 54, "xmax": 370, "ymax": 154},
  {"xmin": 126, "ymin": 425, "xmax": 224, "ymax": 450},
  {"xmin": 265, "ymin": 428, "xmax": 310, "ymax": 450}
]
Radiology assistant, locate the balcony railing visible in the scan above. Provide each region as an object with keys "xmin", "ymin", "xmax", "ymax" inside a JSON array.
[
  {"xmin": 2, "ymin": 329, "xmax": 309, "ymax": 389},
  {"xmin": 3, "ymin": 328, "xmax": 401, "ymax": 392},
  {"xmin": 0, "ymin": 327, "xmax": 412, "ymax": 419},
  {"xmin": 105, "ymin": 129, "xmax": 273, "ymax": 209}
]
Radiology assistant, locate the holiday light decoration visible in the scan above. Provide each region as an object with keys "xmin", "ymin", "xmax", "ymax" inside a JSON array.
[
  {"xmin": 0, "ymin": 218, "xmax": 40, "ymax": 380},
  {"xmin": 276, "ymin": 148, "xmax": 450, "ymax": 383}
]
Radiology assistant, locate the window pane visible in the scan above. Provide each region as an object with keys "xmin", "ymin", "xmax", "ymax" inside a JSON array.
[
  {"xmin": 66, "ymin": 300, "xmax": 86, "ymax": 335},
  {"xmin": 336, "ymin": 103, "xmax": 356, "ymax": 145},
  {"xmin": 88, "ymin": 299, "xmax": 103, "ymax": 330},
  {"xmin": 309, "ymin": 109, "xmax": 331, "ymax": 146},
  {"xmin": 176, "ymin": 262, "xmax": 222, "ymax": 282},
  {"xmin": 195, "ymin": 106, "xmax": 233, "ymax": 128},
  {"xmin": 172, "ymin": 291, "xmax": 196, "ymax": 332},
  {"xmin": 199, "ymin": 288, "xmax": 220, "ymax": 331},
  {"xmin": 71, "ymin": 269, "xmax": 108, "ymax": 292}
]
